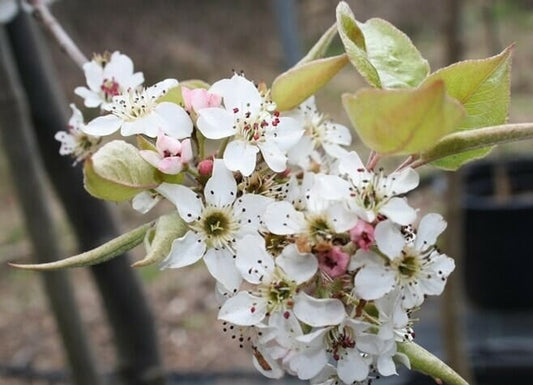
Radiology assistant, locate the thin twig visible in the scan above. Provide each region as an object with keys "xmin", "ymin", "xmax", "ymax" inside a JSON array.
[{"xmin": 28, "ymin": 0, "xmax": 88, "ymax": 68}]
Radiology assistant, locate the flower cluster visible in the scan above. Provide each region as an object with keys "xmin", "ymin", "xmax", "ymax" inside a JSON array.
[{"xmin": 57, "ymin": 52, "xmax": 455, "ymax": 385}]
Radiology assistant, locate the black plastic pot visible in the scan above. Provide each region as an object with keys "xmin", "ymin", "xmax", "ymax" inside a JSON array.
[{"xmin": 462, "ymin": 159, "xmax": 533, "ymax": 310}]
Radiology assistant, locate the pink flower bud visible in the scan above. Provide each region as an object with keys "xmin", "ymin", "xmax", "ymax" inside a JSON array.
[
  {"xmin": 182, "ymin": 87, "xmax": 222, "ymax": 112},
  {"xmin": 317, "ymin": 246, "xmax": 350, "ymax": 278},
  {"xmin": 140, "ymin": 133, "xmax": 193, "ymax": 175},
  {"xmin": 349, "ymin": 220, "xmax": 375, "ymax": 251},
  {"xmin": 198, "ymin": 159, "xmax": 214, "ymax": 176}
]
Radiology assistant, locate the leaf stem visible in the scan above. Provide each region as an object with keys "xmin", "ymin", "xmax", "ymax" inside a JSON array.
[{"xmin": 413, "ymin": 122, "xmax": 533, "ymax": 168}]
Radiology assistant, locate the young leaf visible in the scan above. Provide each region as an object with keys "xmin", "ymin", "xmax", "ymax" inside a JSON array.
[
  {"xmin": 336, "ymin": 2, "xmax": 429, "ymax": 88},
  {"xmin": 271, "ymin": 54, "xmax": 349, "ymax": 111},
  {"xmin": 342, "ymin": 80, "xmax": 465, "ymax": 155},
  {"xmin": 297, "ymin": 23, "xmax": 338, "ymax": 66},
  {"xmin": 132, "ymin": 212, "xmax": 187, "ymax": 268},
  {"xmin": 359, "ymin": 18, "xmax": 430, "ymax": 88},
  {"xmin": 10, "ymin": 222, "xmax": 153, "ymax": 270},
  {"xmin": 423, "ymin": 45, "xmax": 513, "ymax": 170},
  {"xmin": 336, "ymin": 1, "xmax": 381, "ymax": 87},
  {"xmin": 84, "ymin": 140, "xmax": 161, "ymax": 202},
  {"xmin": 398, "ymin": 342, "xmax": 469, "ymax": 385}
]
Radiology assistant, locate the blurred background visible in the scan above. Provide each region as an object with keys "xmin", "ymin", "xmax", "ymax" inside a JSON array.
[{"xmin": 1, "ymin": 0, "xmax": 533, "ymax": 384}]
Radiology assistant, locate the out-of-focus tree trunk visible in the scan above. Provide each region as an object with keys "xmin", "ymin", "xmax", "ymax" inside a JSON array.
[
  {"xmin": 442, "ymin": 0, "xmax": 475, "ymax": 383},
  {"xmin": 0, "ymin": 27, "xmax": 102, "ymax": 385},
  {"xmin": 6, "ymin": 12, "xmax": 166, "ymax": 385}
]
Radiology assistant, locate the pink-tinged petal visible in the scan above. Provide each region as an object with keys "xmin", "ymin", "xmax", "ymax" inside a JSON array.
[
  {"xmin": 155, "ymin": 102, "xmax": 193, "ymax": 139},
  {"xmin": 74, "ymin": 87, "xmax": 102, "ymax": 108},
  {"xmin": 181, "ymin": 87, "xmax": 194, "ymax": 111},
  {"xmin": 235, "ymin": 235, "xmax": 275, "ymax": 284},
  {"xmin": 139, "ymin": 150, "xmax": 162, "ymax": 168},
  {"xmin": 157, "ymin": 157, "xmax": 184, "ymax": 174},
  {"xmin": 180, "ymin": 139, "xmax": 193, "ymax": 163},
  {"xmin": 415, "ymin": 213, "xmax": 447, "ymax": 251},
  {"xmin": 223, "ymin": 140, "xmax": 258, "ymax": 176},
  {"xmin": 210, "ymin": 75, "xmax": 262, "ymax": 116},
  {"xmin": 271, "ymin": 117, "xmax": 304, "ymax": 151},
  {"xmin": 293, "ymin": 292, "xmax": 345, "ymax": 327},
  {"xmin": 159, "ymin": 230, "xmax": 206, "ymax": 269},
  {"xmin": 390, "ymin": 167, "xmax": 419, "ymax": 195},
  {"xmin": 204, "ymin": 159, "xmax": 237, "ymax": 207},
  {"xmin": 380, "ymin": 197, "xmax": 417, "ymax": 226},
  {"xmin": 156, "ymin": 132, "xmax": 182, "ymax": 155},
  {"xmin": 204, "ymin": 248, "xmax": 242, "ymax": 293},
  {"xmin": 349, "ymin": 220, "xmax": 375, "ymax": 251},
  {"xmin": 337, "ymin": 349, "xmax": 370, "ymax": 384},
  {"xmin": 354, "ymin": 266, "xmax": 395, "ymax": 300},
  {"xmin": 317, "ymin": 247, "xmax": 350, "ymax": 278},
  {"xmin": 83, "ymin": 114, "xmax": 122, "ymax": 136},
  {"xmin": 233, "ymin": 193, "xmax": 273, "ymax": 230},
  {"xmin": 264, "ymin": 201, "xmax": 305, "ymax": 235},
  {"xmin": 276, "ymin": 244, "xmax": 317, "ymax": 284},
  {"xmin": 197, "ymin": 107, "xmax": 235, "ymax": 139},
  {"xmin": 218, "ymin": 291, "xmax": 267, "ymax": 326},
  {"xmin": 156, "ymin": 183, "xmax": 203, "ymax": 222},
  {"xmin": 182, "ymin": 87, "xmax": 222, "ymax": 112},
  {"xmin": 82, "ymin": 61, "xmax": 104, "ymax": 92},
  {"xmin": 131, "ymin": 191, "xmax": 160, "ymax": 214},
  {"xmin": 375, "ymin": 220, "xmax": 405, "ymax": 259},
  {"xmin": 258, "ymin": 141, "xmax": 287, "ymax": 173}
]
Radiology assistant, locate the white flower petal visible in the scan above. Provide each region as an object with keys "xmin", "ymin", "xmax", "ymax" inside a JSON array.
[
  {"xmin": 74, "ymin": 87, "xmax": 102, "ymax": 108},
  {"xmin": 264, "ymin": 201, "xmax": 306, "ymax": 235},
  {"xmin": 415, "ymin": 213, "xmax": 447, "ymax": 251},
  {"xmin": 337, "ymin": 349, "xmax": 369, "ymax": 384},
  {"xmin": 204, "ymin": 247, "xmax": 242, "ymax": 293},
  {"xmin": 272, "ymin": 117, "xmax": 304, "ymax": 151},
  {"xmin": 258, "ymin": 141, "xmax": 287, "ymax": 173},
  {"xmin": 204, "ymin": 159, "xmax": 237, "ymax": 207},
  {"xmin": 293, "ymin": 292, "xmax": 345, "ymax": 327},
  {"xmin": 120, "ymin": 112, "xmax": 162, "ymax": 137},
  {"xmin": 197, "ymin": 107, "xmax": 235, "ymax": 139},
  {"xmin": 276, "ymin": 244, "xmax": 317, "ymax": 284},
  {"xmin": 154, "ymin": 102, "xmax": 193, "ymax": 139},
  {"xmin": 235, "ymin": 235, "xmax": 275, "ymax": 284},
  {"xmin": 218, "ymin": 291, "xmax": 267, "ymax": 326},
  {"xmin": 390, "ymin": 167, "xmax": 419, "ymax": 195},
  {"xmin": 252, "ymin": 346, "xmax": 285, "ymax": 379},
  {"xmin": 375, "ymin": 220, "xmax": 405, "ymax": 259},
  {"xmin": 327, "ymin": 123, "xmax": 351, "ymax": 146},
  {"xmin": 139, "ymin": 150, "xmax": 162, "ymax": 168},
  {"xmin": 82, "ymin": 61, "xmax": 104, "ymax": 92},
  {"xmin": 380, "ymin": 197, "xmax": 417, "ymax": 226},
  {"xmin": 354, "ymin": 266, "xmax": 395, "ymax": 300},
  {"xmin": 338, "ymin": 151, "xmax": 367, "ymax": 185},
  {"xmin": 328, "ymin": 202, "xmax": 358, "ymax": 233},
  {"xmin": 131, "ymin": 191, "xmax": 161, "ymax": 214},
  {"xmin": 210, "ymin": 75, "xmax": 262, "ymax": 116},
  {"xmin": 160, "ymin": 230, "xmax": 206, "ymax": 269},
  {"xmin": 105, "ymin": 51, "xmax": 134, "ymax": 83},
  {"xmin": 233, "ymin": 194, "xmax": 273, "ymax": 230},
  {"xmin": 290, "ymin": 347, "xmax": 329, "ymax": 380},
  {"xmin": 54, "ymin": 131, "xmax": 76, "ymax": 155},
  {"xmin": 156, "ymin": 183, "xmax": 203, "ymax": 222},
  {"xmin": 83, "ymin": 114, "xmax": 122, "ymax": 136},
  {"xmin": 223, "ymin": 140, "xmax": 258, "ymax": 176}
]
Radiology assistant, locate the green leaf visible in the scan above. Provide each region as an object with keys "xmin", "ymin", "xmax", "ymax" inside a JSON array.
[
  {"xmin": 342, "ymin": 80, "xmax": 465, "ymax": 155},
  {"xmin": 336, "ymin": 2, "xmax": 381, "ymax": 87},
  {"xmin": 10, "ymin": 222, "xmax": 153, "ymax": 270},
  {"xmin": 297, "ymin": 23, "xmax": 338, "ymax": 65},
  {"xmin": 423, "ymin": 45, "xmax": 513, "ymax": 169},
  {"xmin": 271, "ymin": 54, "xmax": 349, "ymax": 111},
  {"xmin": 136, "ymin": 135, "xmax": 157, "ymax": 151},
  {"xmin": 359, "ymin": 18, "xmax": 430, "ymax": 88},
  {"xmin": 398, "ymin": 342, "xmax": 469, "ymax": 385},
  {"xmin": 84, "ymin": 140, "xmax": 161, "ymax": 202},
  {"xmin": 132, "ymin": 212, "xmax": 187, "ymax": 267},
  {"xmin": 336, "ymin": 2, "xmax": 429, "ymax": 88}
]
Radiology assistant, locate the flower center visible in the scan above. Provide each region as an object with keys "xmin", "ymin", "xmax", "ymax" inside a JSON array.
[
  {"xmin": 232, "ymin": 104, "xmax": 279, "ymax": 145},
  {"xmin": 397, "ymin": 255, "xmax": 420, "ymax": 278},
  {"xmin": 326, "ymin": 327, "xmax": 356, "ymax": 361},
  {"xmin": 258, "ymin": 271, "xmax": 297, "ymax": 314},
  {"xmin": 100, "ymin": 77, "xmax": 120, "ymax": 99},
  {"xmin": 190, "ymin": 205, "xmax": 239, "ymax": 249},
  {"xmin": 107, "ymin": 88, "xmax": 159, "ymax": 121},
  {"xmin": 307, "ymin": 215, "xmax": 334, "ymax": 241}
]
